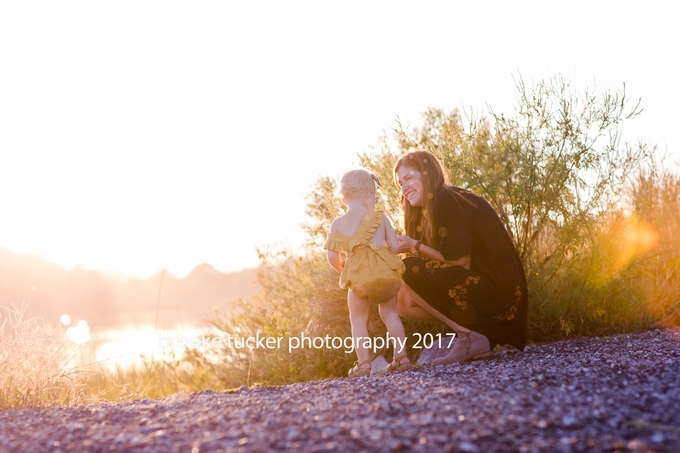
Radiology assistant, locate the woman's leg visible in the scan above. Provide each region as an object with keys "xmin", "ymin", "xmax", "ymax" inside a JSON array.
[
  {"xmin": 398, "ymin": 281, "xmax": 465, "ymax": 330},
  {"xmin": 399, "ymin": 280, "xmax": 491, "ymax": 363},
  {"xmin": 347, "ymin": 290, "xmax": 371, "ymax": 368},
  {"xmin": 397, "ymin": 281, "xmax": 442, "ymax": 323}
]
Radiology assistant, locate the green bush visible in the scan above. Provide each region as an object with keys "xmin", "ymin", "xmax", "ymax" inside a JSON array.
[
  {"xmin": 358, "ymin": 75, "xmax": 677, "ymax": 341},
  {"xmin": 76, "ymin": 75, "xmax": 680, "ymax": 396},
  {"xmin": 190, "ymin": 74, "xmax": 679, "ymax": 388}
]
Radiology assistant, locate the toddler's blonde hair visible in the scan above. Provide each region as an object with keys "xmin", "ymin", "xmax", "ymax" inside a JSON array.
[{"xmin": 339, "ymin": 169, "xmax": 377, "ymax": 199}]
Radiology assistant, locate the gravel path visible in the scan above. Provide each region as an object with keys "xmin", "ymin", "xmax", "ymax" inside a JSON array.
[{"xmin": 1, "ymin": 329, "xmax": 679, "ymax": 452}]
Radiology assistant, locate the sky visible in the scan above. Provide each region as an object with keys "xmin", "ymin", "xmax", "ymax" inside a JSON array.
[{"xmin": 1, "ymin": 1, "xmax": 678, "ymax": 278}]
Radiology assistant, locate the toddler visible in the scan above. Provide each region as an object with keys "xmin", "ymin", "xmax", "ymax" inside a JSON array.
[{"xmin": 324, "ymin": 169, "xmax": 411, "ymax": 377}]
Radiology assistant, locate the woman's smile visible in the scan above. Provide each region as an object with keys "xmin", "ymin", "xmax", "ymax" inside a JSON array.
[
  {"xmin": 396, "ymin": 166, "xmax": 423, "ymax": 206},
  {"xmin": 404, "ymin": 189, "xmax": 419, "ymax": 204}
]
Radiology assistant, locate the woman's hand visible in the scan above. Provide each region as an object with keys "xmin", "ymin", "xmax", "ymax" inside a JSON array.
[
  {"xmin": 397, "ymin": 235, "xmax": 418, "ymax": 254},
  {"xmin": 398, "ymin": 235, "xmax": 450, "ymax": 263}
]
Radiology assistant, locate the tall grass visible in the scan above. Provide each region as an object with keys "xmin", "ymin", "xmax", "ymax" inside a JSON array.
[
  {"xmin": 2, "ymin": 74, "xmax": 679, "ymax": 407},
  {"xmin": 0, "ymin": 304, "xmax": 90, "ymax": 410},
  {"xmin": 520, "ymin": 166, "xmax": 680, "ymax": 339},
  {"xmin": 0, "ymin": 304, "xmax": 237, "ymax": 408}
]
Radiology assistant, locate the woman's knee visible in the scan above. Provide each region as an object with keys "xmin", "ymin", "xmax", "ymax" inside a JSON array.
[{"xmin": 397, "ymin": 286, "xmax": 416, "ymax": 318}]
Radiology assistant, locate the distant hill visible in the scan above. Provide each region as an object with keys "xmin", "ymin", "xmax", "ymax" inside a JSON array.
[{"xmin": 0, "ymin": 247, "xmax": 260, "ymax": 329}]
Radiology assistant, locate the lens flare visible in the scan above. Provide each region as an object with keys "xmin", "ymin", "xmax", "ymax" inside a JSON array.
[
  {"xmin": 613, "ymin": 215, "xmax": 660, "ymax": 271},
  {"xmin": 66, "ymin": 320, "xmax": 90, "ymax": 344}
]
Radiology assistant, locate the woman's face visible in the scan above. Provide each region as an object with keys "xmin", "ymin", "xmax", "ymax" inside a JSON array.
[{"xmin": 396, "ymin": 165, "xmax": 424, "ymax": 206}]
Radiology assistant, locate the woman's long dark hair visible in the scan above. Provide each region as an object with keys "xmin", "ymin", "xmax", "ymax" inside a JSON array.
[{"xmin": 393, "ymin": 150, "xmax": 447, "ymax": 248}]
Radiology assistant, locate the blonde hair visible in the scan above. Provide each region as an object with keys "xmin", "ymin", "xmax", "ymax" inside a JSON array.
[{"xmin": 339, "ymin": 169, "xmax": 376, "ymax": 199}]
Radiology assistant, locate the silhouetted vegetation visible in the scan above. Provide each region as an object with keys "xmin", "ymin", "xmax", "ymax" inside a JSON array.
[
  {"xmin": 200, "ymin": 75, "xmax": 678, "ymax": 388},
  {"xmin": 2, "ymin": 75, "xmax": 678, "ymax": 408}
]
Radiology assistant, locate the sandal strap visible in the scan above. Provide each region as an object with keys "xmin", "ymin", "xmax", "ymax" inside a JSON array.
[
  {"xmin": 394, "ymin": 354, "xmax": 408, "ymax": 366},
  {"xmin": 387, "ymin": 352, "xmax": 412, "ymax": 371},
  {"xmin": 349, "ymin": 359, "xmax": 372, "ymax": 377},
  {"xmin": 459, "ymin": 331, "xmax": 471, "ymax": 355},
  {"xmin": 391, "ymin": 353, "xmax": 410, "ymax": 367}
]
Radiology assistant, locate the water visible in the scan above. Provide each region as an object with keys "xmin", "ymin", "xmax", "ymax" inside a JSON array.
[{"xmin": 66, "ymin": 324, "xmax": 209, "ymax": 371}]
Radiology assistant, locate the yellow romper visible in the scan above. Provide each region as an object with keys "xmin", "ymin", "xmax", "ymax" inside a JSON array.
[{"xmin": 324, "ymin": 210, "xmax": 406, "ymax": 304}]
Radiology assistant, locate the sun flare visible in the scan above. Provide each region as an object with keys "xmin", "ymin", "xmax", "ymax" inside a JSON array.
[{"xmin": 614, "ymin": 215, "xmax": 660, "ymax": 271}]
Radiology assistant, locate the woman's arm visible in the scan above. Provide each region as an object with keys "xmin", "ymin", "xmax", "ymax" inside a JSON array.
[{"xmin": 397, "ymin": 235, "xmax": 471, "ymax": 270}]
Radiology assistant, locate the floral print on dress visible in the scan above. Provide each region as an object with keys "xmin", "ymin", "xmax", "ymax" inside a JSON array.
[
  {"xmin": 493, "ymin": 286, "xmax": 522, "ymax": 321},
  {"xmin": 465, "ymin": 275, "xmax": 480, "ymax": 285},
  {"xmin": 447, "ymin": 275, "xmax": 481, "ymax": 310},
  {"xmin": 425, "ymin": 259, "xmax": 457, "ymax": 274}
]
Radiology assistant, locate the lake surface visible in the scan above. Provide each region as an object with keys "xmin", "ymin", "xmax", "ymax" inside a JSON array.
[{"xmin": 66, "ymin": 324, "xmax": 212, "ymax": 371}]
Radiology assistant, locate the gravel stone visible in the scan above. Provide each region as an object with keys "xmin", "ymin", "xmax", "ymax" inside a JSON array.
[{"xmin": 1, "ymin": 329, "xmax": 679, "ymax": 452}]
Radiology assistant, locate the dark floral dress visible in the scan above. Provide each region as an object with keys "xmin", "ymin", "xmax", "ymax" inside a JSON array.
[{"xmin": 402, "ymin": 187, "xmax": 528, "ymax": 350}]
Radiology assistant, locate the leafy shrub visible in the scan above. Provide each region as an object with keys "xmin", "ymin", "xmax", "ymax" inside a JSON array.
[
  {"xmin": 190, "ymin": 75, "xmax": 679, "ymax": 388},
  {"xmin": 358, "ymin": 75, "xmax": 677, "ymax": 340},
  {"xmin": 38, "ymin": 74, "xmax": 678, "ymax": 400}
]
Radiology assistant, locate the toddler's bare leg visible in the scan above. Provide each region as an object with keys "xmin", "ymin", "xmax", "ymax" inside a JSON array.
[
  {"xmin": 347, "ymin": 290, "xmax": 371, "ymax": 365},
  {"xmin": 379, "ymin": 295, "xmax": 410, "ymax": 366}
]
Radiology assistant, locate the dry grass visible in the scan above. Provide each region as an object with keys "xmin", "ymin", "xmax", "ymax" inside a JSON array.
[
  {"xmin": 2, "ymin": 75, "xmax": 679, "ymax": 409},
  {"xmin": 0, "ymin": 303, "xmax": 239, "ymax": 409},
  {"xmin": 0, "ymin": 304, "xmax": 91, "ymax": 410}
]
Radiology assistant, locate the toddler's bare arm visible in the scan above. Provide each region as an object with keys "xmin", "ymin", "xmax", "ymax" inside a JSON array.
[
  {"xmin": 327, "ymin": 250, "xmax": 343, "ymax": 273},
  {"xmin": 384, "ymin": 217, "xmax": 400, "ymax": 254},
  {"xmin": 326, "ymin": 219, "xmax": 343, "ymax": 273}
]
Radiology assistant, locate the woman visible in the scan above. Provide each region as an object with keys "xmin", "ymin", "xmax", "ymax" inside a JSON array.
[{"xmin": 394, "ymin": 150, "xmax": 527, "ymax": 365}]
